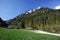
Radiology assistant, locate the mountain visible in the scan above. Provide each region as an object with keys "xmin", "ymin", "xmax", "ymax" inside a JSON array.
[
  {"xmin": 0, "ymin": 18, "xmax": 8, "ymax": 28},
  {"xmin": 7, "ymin": 7, "xmax": 60, "ymax": 33}
]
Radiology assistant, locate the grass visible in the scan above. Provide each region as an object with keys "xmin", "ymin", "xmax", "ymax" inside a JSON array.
[{"xmin": 0, "ymin": 27, "xmax": 60, "ymax": 40}]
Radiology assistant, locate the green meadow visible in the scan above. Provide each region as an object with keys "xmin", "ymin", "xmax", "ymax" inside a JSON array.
[{"xmin": 0, "ymin": 27, "xmax": 60, "ymax": 40}]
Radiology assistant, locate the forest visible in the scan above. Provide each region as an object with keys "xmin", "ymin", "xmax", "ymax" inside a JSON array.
[{"xmin": 5, "ymin": 7, "xmax": 60, "ymax": 33}]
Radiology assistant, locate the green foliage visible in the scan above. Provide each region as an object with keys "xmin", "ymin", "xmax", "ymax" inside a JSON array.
[{"xmin": 8, "ymin": 25, "xmax": 17, "ymax": 29}]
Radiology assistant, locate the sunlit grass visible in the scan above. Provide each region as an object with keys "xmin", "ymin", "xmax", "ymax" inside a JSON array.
[{"xmin": 0, "ymin": 27, "xmax": 60, "ymax": 40}]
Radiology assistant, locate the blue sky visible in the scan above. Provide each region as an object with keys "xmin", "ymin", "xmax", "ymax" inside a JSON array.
[{"xmin": 0, "ymin": 0, "xmax": 60, "ymax": 20}]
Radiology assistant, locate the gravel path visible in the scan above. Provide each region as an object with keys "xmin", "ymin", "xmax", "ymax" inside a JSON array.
[{"xmin": 30, "ymin": 30, "xmax": 60, "ymax": 36}]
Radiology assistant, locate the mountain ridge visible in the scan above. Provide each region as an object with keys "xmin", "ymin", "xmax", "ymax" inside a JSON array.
[{"xmin": 6, "ymin": 7, "xmax": 60, "ymax": 33}]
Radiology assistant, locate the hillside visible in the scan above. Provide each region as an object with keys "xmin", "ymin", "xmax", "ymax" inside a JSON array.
[
  {"xmin": 7, "ymin": 7, "xmax": 60, "ymax": 33},
  {"xmin": 0, "ymin": 18, "xmax": 8, "ymax": 28},
  {"xmin": 0, "ymin": 27, "xmax": 60, "ymax": 40}
]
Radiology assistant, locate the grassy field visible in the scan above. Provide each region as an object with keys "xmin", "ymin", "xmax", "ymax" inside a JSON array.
[{"xmin": 0, "ymin": 27, "xmax": 60, "ymax": 40}]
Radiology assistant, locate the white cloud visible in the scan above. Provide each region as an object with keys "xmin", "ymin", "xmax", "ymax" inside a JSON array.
[
  {"xmin": 55, "ymin": 5, "xmax": 60, "ymax": 9},
  {"xmin": 26, "ymin": 12, "xmax": 28, "ymax": 14},
  {"xmin": 28, "ymin": 10, "xmax": 32, "ymax": 13},
  {"xmin": 37, "ymin": 6, "xmax": 41, "ymax": 9},
  {"xmin": 33, "ymin": 9, "xmax": 35, "ymax": 11}
]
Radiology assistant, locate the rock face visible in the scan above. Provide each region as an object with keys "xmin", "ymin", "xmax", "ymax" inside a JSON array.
[{"xmin": 0, "ymin": 18, "xmax": 8, "ymax": 28}]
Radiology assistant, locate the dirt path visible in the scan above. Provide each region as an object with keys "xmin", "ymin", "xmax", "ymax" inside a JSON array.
[{"xmin": 30, "ymin": 30, "xmax": 60, "ymax": 36}]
